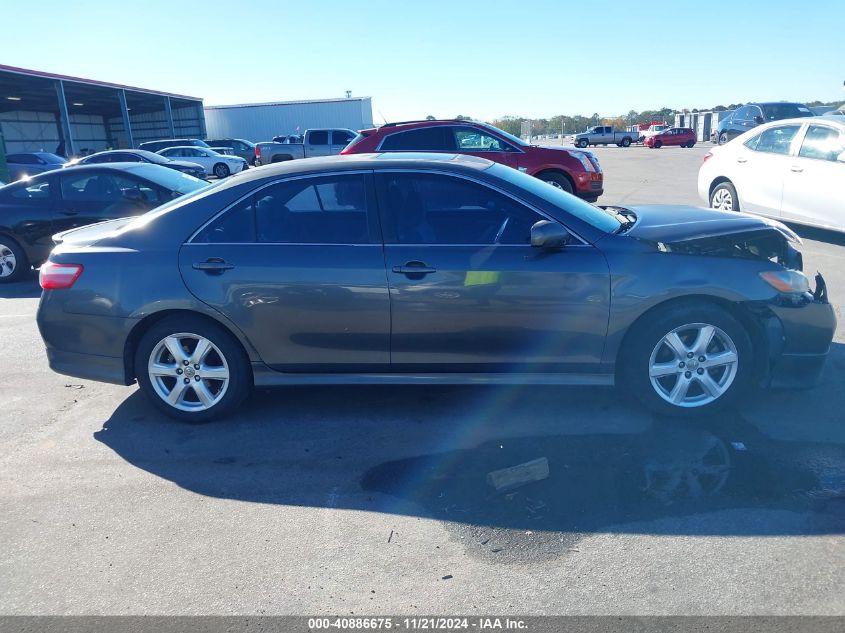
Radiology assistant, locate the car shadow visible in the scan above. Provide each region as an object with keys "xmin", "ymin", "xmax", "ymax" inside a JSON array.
[
  {"xmin": 0, "ymin": 273, "xmax": 40, "ymax": 298},
  {"xmin": 94, "ymin": 347, "xmax": 845, "ymax": 545}
]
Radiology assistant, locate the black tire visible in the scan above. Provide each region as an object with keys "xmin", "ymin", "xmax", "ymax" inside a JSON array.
[
  {"xmin": 710, "ymin": 181, "xmax": 740, "ymax": 211},
  {"xmin": 621, "ymin": 137, "xmax": 631, "ymax": 147},
  {"xmin": 213, "ymin": 163, "xmax": 230, "ymax": 179},
  {"xmin": 718, "ymin": 132, "xmax": 728, "ymax": 145},
  {"xmin": 686, "ymin": 141, "xmax": 696, "ymax": 148},
  {"xmin": 538, "ymin": 172, "xmax": 574, "ymax": 194},
  {"xmin": 619, "ymin": 301, "xmax": 753, "ymax": 418},
  {"xmin": 134, "ymin": 315, "xmax": 252, "ymax": 423},
  {"xmin": 0, "ymin": 237, "xmax": 29, "ymax": 284},
  {"xmin": 654, "ymin": 140, "xmax": 663, "ymax": 149},
  {"xmin": 577, "ymin": 139, "xmax": 589, "ymax": 149}
]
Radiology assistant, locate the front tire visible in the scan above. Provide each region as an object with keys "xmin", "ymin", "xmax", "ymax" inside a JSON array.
[
  {"xmin": 213, "ymin": 163, "xmax": 230, "ymax": 179},
  {"xmin": 654, "ymin": 140, "xmax": 663, "ymax": 149},
  {"xmin": 718, "ymin": 132, "xmax": 728, "ymax": 145},
  {"xmin": 620, "ymin": 302, "xmax": 753, "ymax": 417},
  {"xmin": 134, "ymin": 315, "xmax": 251, "ymax": 423},
  {"xmin": 0, "ymin": 238, "xmax": 28, "ymax": 284},
  {"xmin": 539, "ymin": 172, "xmax": 574, "ymax": 194},
  {"xmin": 710, "ymin": 182, "xmax": 740, "ymax": 211},
  {"xmin": 577, "ymin": 139, "xmax": 589, "ymax": 148}
]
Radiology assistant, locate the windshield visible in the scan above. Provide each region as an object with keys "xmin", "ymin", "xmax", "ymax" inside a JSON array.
[
  {"xmin": 476, "ymin": 121, "xmax": 529, "ymax": 147},
  {"xmin": 761, "ymin": 103, "xmax": 814, "ymax": 120},
  {"xmin": 490, "ymin": 163, "xmax": 621, "ymax": 233}
]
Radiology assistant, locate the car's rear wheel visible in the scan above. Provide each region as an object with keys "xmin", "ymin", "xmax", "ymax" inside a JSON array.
[
  {"xmin": 621, "ymin": 137, "xmax": 631, "ymax": 147},
  {"xmin": 0, "ymin": 238, "xmax": 27, "ymax": 284},
  {"xmin": 539, "ymin": 172, "xmax": 574, "ymax": 194},
  {"xmin": 213, "ymin": 163, "xmax": 230, "ymax": 179},
  {"xmin": 686, "ymin": 141, "xmax": 696, "ymax": 148},
  {"xmin": 710, "ymin": 181, "xmax": 740, "ymax": 211},
  {"xmin": 654, "ymin": 140, "xmax": 663, "ymax": 149},
  {"xmin": 620, "ymin": 302, "xmax": 753, "ymax": 417},
  {"xmin": 718, "ymin": 132, "xmax": 728, "ymax": 145},
  {"xmin": 135, "ymin": 316, "xmax": 251, "ymax": 423},
  {"xmin": 577, "ymin": 139, "xmax": 588, "ymax": 148}
]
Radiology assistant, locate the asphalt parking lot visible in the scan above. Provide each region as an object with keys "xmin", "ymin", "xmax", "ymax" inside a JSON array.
[{"xmin": 2, "ymin": 146, "xmax": 845, "ymax": 615}]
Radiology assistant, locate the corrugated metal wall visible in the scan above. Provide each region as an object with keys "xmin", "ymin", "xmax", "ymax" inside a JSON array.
[
  {"xmin": 0, "ymin": 110, "xmax": 108, "ymax": 153},
  {"xmin": 106, "ymin": 102, "xmax": 204, "ymax": 147},
  {"xmin": 204, "ymin": 98, "xmax": 374, "ymax": 141}
]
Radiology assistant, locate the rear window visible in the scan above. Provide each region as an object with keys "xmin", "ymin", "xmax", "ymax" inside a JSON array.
[
  {"xmin": 127, "ymin": 164, "xmax": 209, "ymax": 194},
  {"xmin": 760, "ymin": 104, "xmax": 813, "ymax": 120},
  {"xmin": 380, "ymin": 127, "xmax": 453, "ymax": 151}
]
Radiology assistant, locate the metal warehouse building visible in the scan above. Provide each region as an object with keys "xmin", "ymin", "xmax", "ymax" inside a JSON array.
[
  {"xmin": 204, "ymin": 97, "xmax": 374, "ymax": 142},
  {"xmin": 0, "ymin": 64, "xmax": 205, "ymax": 156}
]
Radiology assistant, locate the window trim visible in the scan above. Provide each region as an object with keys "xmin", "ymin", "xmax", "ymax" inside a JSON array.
[{"xmin": 187, "ymin": 170, "xmax": 379, "ymax": 245}]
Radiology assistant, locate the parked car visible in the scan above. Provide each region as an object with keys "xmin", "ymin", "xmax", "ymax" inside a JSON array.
[
  {"xmin": 36, "ymin": 153, "xmax": 833, "ymax": 423},
  {"xmin": 342, "ymin": 119, "xmax": 604, "ymax": 201},
  {"xmin": 711, "ymin": 102, "xmax": 814, "ymax": 145},
  {"xmin": 644, "ymin": 127, "xmax": 697, "ymax": 148},
  {"xmin": 254, "ymin": 129, "xmax": 356, "ymax": 165},
  {"xmin": 640, "ymin": 124, "xmax": 670, "ymax": 141},
  {"xmin": 138, "ymin": 138, "xmax": 210, "ymax": 153},
  {"xmin": 570, "ymin": 126, "xmax": 637, "ymax": 148},
  {"xmin": 6, "ymin": 152, "xmax": 68, "ymax": 182},
  {"xmin": 209, "ymin": 147, "xmax": 236, "ymax": 156},
  {"xmin": 0, "ymin": 163, "xmax": 207, "ymax": 282},
  {"xmin": 157, "ymin": 146, "xmax": 247, "ymax": 178},
  {"xmin": 204, "ymin": 138, "xmax": 256, "ymax": 164},
  {"xmin": 699, "ymin": 116, "xmax": 845, "ymax": 232},
  {"xmin": 69, "ymin": 150, "xmax": 206, "ymax": 180}
]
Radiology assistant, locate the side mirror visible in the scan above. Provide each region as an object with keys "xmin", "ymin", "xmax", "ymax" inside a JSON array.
[
  {"xmin": 530, "ymin": 220, "xmax": 570, "ymax": 249},
  {"xmin": 753, "ymin": 116, "xmax": 764, "ymax": 124}
]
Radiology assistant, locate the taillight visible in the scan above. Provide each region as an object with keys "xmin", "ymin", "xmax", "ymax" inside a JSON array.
[
  {"xmin": 255, "ymin": 146, "xmax": 261, "ymax": 158},
  {"xmin": 39, "ymin": 262, "xmax": 83, "ymax": 289},
  {"xmin": 703, "ymin": 152, "xmax": 713, "ymax": 163}
]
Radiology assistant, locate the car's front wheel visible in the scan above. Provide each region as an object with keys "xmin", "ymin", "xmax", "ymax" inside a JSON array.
[
  {"xmin": 710, "ymin": 181, "xmax": 739, "ymax": 211},
  {"xmin": 213, "ymin": 163, "xmax": 230, "ymax": 179},
  {"xmin": 577, "ymin": 139, "xmax": 589, "ymax": 148},
  {"xmin": 539, "ymin": 172, "xmax": 574, "ymax": 194},
  {"xmin": 134, "ymin": 315, "xmax": 252, "ymax": 423},
  {"xmin": 718, "ymin": 132, "xmax": 728, "ymax": 145},
  {"xmin": 620, "ymin": 302, "xmax": 753, "ymax": 417}
]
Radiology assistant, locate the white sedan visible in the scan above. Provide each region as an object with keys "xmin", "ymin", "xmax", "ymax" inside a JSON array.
[
  {"xmin": 158, "ymin": 146, "xmax": 247, "ymax": 178},
  {"xmin": 698, "ymin": 116, "xmax": 845, "ymax": 232}
]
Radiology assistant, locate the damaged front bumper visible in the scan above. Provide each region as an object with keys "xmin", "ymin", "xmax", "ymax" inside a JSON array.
[{"xmin": 762, "ymin": 272, "xmax": 836, "ymax": 389}]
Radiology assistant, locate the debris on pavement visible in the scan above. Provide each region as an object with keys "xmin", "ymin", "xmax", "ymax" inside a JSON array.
[{"xmin": 486, "ymin": 457, "xmax": 549, "ymax": 492}]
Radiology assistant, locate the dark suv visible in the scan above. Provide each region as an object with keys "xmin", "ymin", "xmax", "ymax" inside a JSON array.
[
  {"xmin": 138, "ymin": 139, "xmax": 210, "ymax": 153},
  {"xmin": 205, "ymin": 138, "xmax": 256, "ymax": 165},
  {"xmin": 712, "ymin": 103, "xmax": 814, "ymax": 144}
]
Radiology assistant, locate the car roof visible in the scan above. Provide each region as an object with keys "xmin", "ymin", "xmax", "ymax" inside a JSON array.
[
  {"xmin": 161, "ymin": 146, "xmax": 209, "ymax": 150},
  {"xmin": 756, "ymin": 116, "xmax": 844, "ymax": 127},
  {"xmin": 207, "ymin": 153, "xmax": 493, "ymax": 191}
]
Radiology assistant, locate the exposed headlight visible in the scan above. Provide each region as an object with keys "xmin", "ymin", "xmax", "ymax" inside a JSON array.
[
  {"xmin": 759, "ymin": 270, "xmax": 811, "ymax": 294},
  {"xmin": 573, "ymin": 152, "xmax": 595, "ymax": 172}
]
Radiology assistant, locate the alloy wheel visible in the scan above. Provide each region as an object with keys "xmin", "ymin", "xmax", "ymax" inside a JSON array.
[
  {"xmin": 147, "ymin": 332, "xmax": 230, "ymax": 412},
  {"xmin": 648, "ymin": 323, "xmax": 738, "ymax": 408},
  {"xmin": 711, "ymin": 188, "xmax": 733, "ymax": 210},
  {"xmin": 0, "ymin": 244, "xmax": 17, "ymax": 278}
]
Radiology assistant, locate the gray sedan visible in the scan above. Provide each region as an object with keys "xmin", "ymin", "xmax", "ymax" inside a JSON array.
[{"xmin": 37, "ymin": 153, "xmax": 835, "ymax": 422}]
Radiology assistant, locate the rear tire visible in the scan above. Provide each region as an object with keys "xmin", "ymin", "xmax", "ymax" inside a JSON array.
[
  {"xmin": 621, "ymin": 137, "xmax": 631, "ymax": 147},
  {"xmin": 538, "ymin": 172, "xmax": 574, "ymax": 194},
  {"xmin": 620, "ymin": 301, "xmax": 753, "ymax": 417},
  {"xmin": 134, "ymin": 315, "xmax": 252, "ymax": 423},
  {"xmin": 654, "ymin": 140, "xmax": 663, "ymax": 149},
  {"xmin": 0, "ymin": 237, "xmax": 28, "ymax": 284},
  {"xmin": 710, "ymin": 181, "xmax": 740, "ymax": 211}
]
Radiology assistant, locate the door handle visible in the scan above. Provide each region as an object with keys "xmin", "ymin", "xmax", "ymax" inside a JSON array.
[
  {"xmin": 193, "ymin": 258, "xmax": 235, "ymax": 273},
  {"xmin": 736, "ymin": 157, "xmax": 747, "ymax": 163},
  {"xmin": 392, "ymin": 261, "xmax": 436, "ymax": 275},
  {"xmin": 790, "ymin": 166, "xmax": 804, "ymax": 173}
]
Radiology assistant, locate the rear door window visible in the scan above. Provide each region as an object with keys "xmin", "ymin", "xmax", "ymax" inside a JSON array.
[
  {"xmin": 753, "ymin": 125, "xmax": 801, "ymax": 155},
  {"xmin": 379, "ymin": 127, "xmax": 454, "ymax": 151},
  {"xmin": 308, "ymin": 131, "xmax": 329, "ymax": 145},
  {"xmin": 798, "ymin": 125, "xmax": 845, "ymax": 161}
]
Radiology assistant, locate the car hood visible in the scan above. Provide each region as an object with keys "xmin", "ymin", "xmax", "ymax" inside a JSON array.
[
  {"xmin": 535, "ymin": 145, "xmax": 593, "ymax": 158},
  {"xmin": 616, "ymin": 205, "xmax": 801, "ymax": 243},
  {"xmin": 167, "ymin": 160, "xmax": 204, "ymax": 169}
]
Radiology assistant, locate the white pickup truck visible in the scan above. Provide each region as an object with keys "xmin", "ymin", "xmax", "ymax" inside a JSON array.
[
  {"xmin": 569, "ymin": 126, "xmax": 637, "ymax": 148},
  {"xmin": 254, "ymin": 128, "xmax": 357, "ymax": 165}
]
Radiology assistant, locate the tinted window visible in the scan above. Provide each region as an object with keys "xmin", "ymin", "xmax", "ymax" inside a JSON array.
[
  {"xmin": 331, "ymin": 130, "xmax": 354, "ymax": 146},
  {"xmin": 112, "ymin": 153, "xmax": 142, "ymax": 162},
  {"xmin": 194, "ymin": 197, "xmax": 256, "ymax": 243},
  {"xmin": 452, "ymin": 126, "xmax": 513, "ymax": 151},
  {"xmin": 254, "ymin": 174, "xmax": 371, "ymax": 244},
  {"xmin": 798, "ymin": 125, "xmax": 845, "ymax": 161},
  {"xmin": 760, "ymin": 103, "xmax": 813, "ymax": 120},
  {"xmin": 380, "ymin": 127, "xmax": 453, "ymax": 151},
  {"xmin": 8, "ymin": 179, "xmax": 51, "ymax": 199},
  {"xmin": 126, "ymin": 165, "xmax": 208, "ymax": 194},
  {"xmin": 7, "ymin": 154, "xmax": 40, "ymax": 165},
  {"xmin": 61, "ymin": 172, "xmax": 154, "ymax": 203},
  {"xmin": 308, "ymin": 131, "xmax": 329, "ymax": 145},
  {"xmin": 753, "ymin": 125, "xmax": 801, "ymax": 155},
  {"xmin": 733, "ymin": 106, "xmax": 751, "ymax": 121},
  {"xmin": 83, "ymin": 154, "xmax": 111, "ymax": 164},
  {"xmin": 378, "ymin": 172, "xmax": 544, "ymax": 245}
]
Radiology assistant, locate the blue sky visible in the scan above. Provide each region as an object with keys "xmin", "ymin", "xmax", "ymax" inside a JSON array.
[{"xmin": 3, "ymin": 0, "xmax": 843, "ymax": 121}]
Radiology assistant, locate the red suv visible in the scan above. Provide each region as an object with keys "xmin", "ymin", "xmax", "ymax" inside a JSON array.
[
  {"xmin": 644, "ymin": 127, "xmax": 697, "ymax": 149},
  {"xmin": 342, "ymin": 120, "xmax": 604, "ymax": 202}
]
